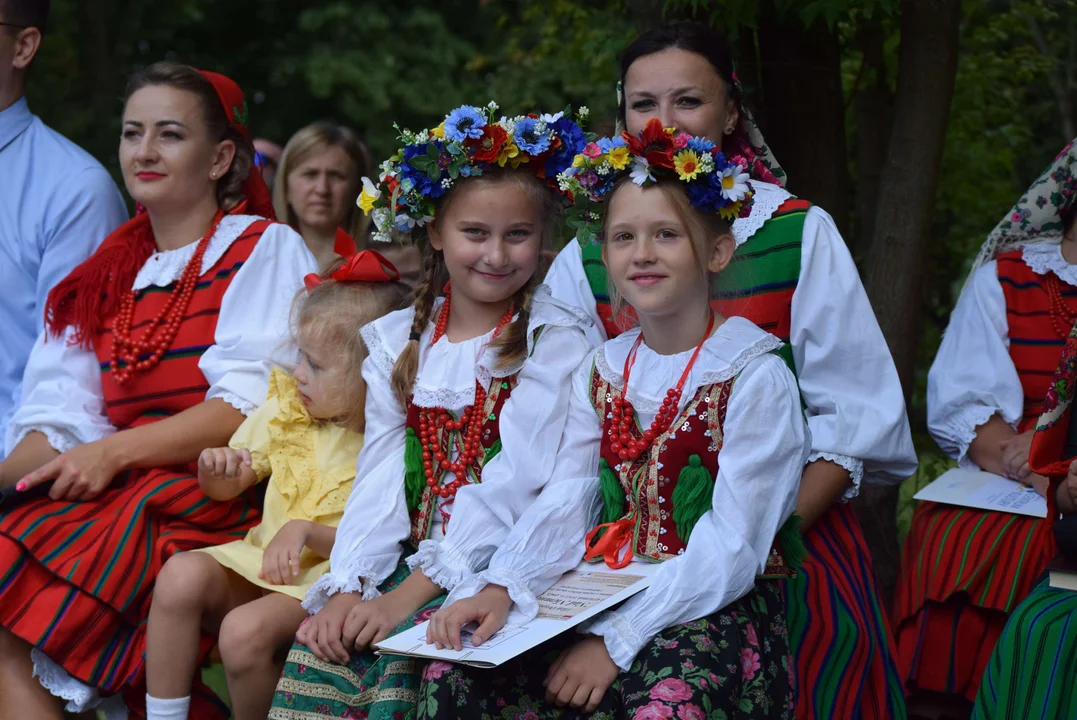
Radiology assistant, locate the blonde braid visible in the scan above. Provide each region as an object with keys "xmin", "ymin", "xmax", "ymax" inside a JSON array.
[
  {"xmin": 490, "ymin": 276, "xmax": 538, "ymax": 370},
  {"xmin": 390, "ymin": 250, "xmax": 446, "ymax": 408}
]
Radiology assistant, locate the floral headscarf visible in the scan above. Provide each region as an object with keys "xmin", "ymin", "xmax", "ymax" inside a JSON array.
[{"xmin": 966, "ymin": 138, "xmax": 1077, "ymax": 286}]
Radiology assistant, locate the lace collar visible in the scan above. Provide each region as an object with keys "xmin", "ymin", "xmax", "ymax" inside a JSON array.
[
  {"xmin": 594, "ymin": 316, "xmax": 782, "ymax": 414},
  {"xmin": 360, "ymin": 284, "xmax": 594, "ymax": 410},
  {"xmin": 1021, "ymin": 242, "xmax": 1077, "ymax": 287},
  {"xmin": 733, "ymin": 181, "xmax": 793, "ymax": 247},
  {"xmin": 132, "ymin": 214, "xmax": 264, "ymax": 290}
]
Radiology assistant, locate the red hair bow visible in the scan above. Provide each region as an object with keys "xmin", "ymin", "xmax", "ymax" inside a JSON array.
[{"xmin": 304, "ymin": 249, "xmax": 400, "ymax": 292}]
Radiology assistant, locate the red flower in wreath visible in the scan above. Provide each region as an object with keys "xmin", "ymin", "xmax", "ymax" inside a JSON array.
[
  {"xmin": 625, "ymin": 118, "xmax": 676, "ymax": 168},
  {"xmin": 466, "ymin": 124, "xmax": 508, "ymax": 164}
]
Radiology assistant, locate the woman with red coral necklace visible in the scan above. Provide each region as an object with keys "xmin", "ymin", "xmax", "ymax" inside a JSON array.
[
  {"xmin": 0, "ymin": 62, "xmax": 315, "ymax": 720},
  {"xmin": 895, "ymin": 138, "xmax": 1077, "ymax": 717},
  {"xmin": 268, "ymin": 105, "xmax": 594, "ymax": 719}
]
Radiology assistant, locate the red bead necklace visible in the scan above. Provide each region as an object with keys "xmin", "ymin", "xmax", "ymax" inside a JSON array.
[
  {"xmin": 610, "ymin": 312, "xmax": 716, "ymax": 462},
  {"xmin": 1046, "ymin": 273, "xmax": 1077, "ymax": 339},
  {"xmin": 419, "ymin": 292, "xmax": 514, "ymax": 501},
  {"xmin": 109, "ymin": 210, "xmax": 225, "ymax": 385}
]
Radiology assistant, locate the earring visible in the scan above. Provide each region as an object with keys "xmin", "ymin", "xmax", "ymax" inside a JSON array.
[{"xmin": 724, "ymin": 127, "xmax": 734, "ymax": 135}]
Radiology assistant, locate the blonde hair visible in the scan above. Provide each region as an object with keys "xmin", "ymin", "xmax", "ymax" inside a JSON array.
[
  {"xmin": 294, "ymin": 266, "xmax": 411, "ymax": 432},
  {"xmin": 273, "ymin": 122, "xmax": 373, "ymax": 240},
  {"xmin": 601, "ymin": 177, "xmax": 731, "ymax": 325},
  {"xmin": 389, "ymin": 170, "xmax": 561, "ymax": 407}
]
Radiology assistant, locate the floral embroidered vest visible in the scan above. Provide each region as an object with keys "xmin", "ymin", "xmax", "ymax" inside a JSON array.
[
  {"xmin": 404, "ymin": 377, "xmax": 516, "ymax": 547},
  {"xmin": 586, "ymin": 363, "xmax": 795, "ymax": 578}
]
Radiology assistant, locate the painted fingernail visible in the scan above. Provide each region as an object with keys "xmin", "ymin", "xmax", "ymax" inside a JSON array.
[{"xmin": 15, "ymin": 482, "xmax": 25, "ymax": 492}]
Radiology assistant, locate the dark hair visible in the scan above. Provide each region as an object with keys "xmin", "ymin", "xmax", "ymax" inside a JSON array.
[
  {"xmin": 125, "ymin": 61, "xmax": 254, "ymax": 211},
  {"xmin": 0, "ymin": 0, "xmax": 49, "ymax": 33},
  {"xmin": 389, "ymin": 170, "xmax": 560, "ymax": 408},
  {"xmin": 618, "ymin": 23, "xmax": 742, "ymax": 126}
]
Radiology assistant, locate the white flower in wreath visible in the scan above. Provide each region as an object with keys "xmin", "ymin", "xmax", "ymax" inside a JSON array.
[
  {"xmin": 629, "ymin": 156, "xmax": 654, "ymax": 185},
  {"xmin": 720, "ymin": 164, "xmax": 751, "ymax": 202}
]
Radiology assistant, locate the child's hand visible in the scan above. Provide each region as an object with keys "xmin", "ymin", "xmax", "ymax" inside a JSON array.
[
  {"xmin": 260, "ymin": 520, "xmax": 310, "ymax": 586},
  {"xmin": 426, "ymin": 585, "xmax": 512, "ymax": 651},
  {"xmin": 302, "ymin": 592, "xmax": 364, "ymax": 664},
  {"xmin": 544, "ymin": 635, "xmax": 619, "ymax": 712},
  {"xmin": 197, "ymin": 447, "xmax": 251, "ymax": 485},
  {"xmin": 342, "ymin": 593, "xmax": 411, "ymax": 651}
]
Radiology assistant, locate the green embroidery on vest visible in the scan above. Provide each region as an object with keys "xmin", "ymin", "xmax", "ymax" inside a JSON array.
[{"xmin": 403, "ymin": 426, "xmax": 424, "ymax": 512}]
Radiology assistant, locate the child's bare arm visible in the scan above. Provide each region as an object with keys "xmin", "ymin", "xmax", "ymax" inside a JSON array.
[{"xmin": 303, "ymin": 522, "xmax": 337, "ymax": 558}]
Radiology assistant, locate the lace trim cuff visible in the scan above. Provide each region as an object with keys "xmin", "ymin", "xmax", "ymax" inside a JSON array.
[
  {"xmin": 407, "ymin": 539, "xmax": 473, "ymax": 591},
  {"xmin": 14, "ymin": 425, "xmax": 82, "ymax": 454},
  {"xmin": 31, "ymin": 649, "xmax": 106, "ymax": 713},
  {"xmin": 583, "ymin": 612, "xmax": 645, "ymax": 671},
  {"xmin": 302, "ymin": 570, "xmax": 381, "ymax": 613},
  {"xmin": 942, "ymin": 405, "xmax": 1007, "ymax": 465},
  {"xmin": 808, "ymin": 451, "xmax": 864, "ymax": 501},
  {"xmin": 479, "ymin": 568, "xmax": 539, "ymax": 623},
  {"xmin": 214, "ymin": 391, "xmax": 258, "ymax": 416}
]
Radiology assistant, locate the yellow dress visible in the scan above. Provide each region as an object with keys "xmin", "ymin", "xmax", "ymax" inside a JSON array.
[{"xmin": 196, "ymin": 368, "xmax": 364, "ymax": 600}]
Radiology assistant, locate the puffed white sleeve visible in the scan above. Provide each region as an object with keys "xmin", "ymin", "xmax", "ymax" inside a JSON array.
[
  {"xmin": 790, "ymin": 207, "xmax": 917, "ymax": 495},
  {"xmin": 926, "ymin": 260, "xmax": 1017, "ymax": 466},
  {"xmin": 302, "ymin": 328, "xmax": 409, "ymax": 613},
  {"xmin": 585, "ymin": 354, "xmax": 809, "ymax": 670},
  {"xmin": 443, "ymin": 354, "xmax": 604, "ymax": 620},
  {"xmin": 200, "ymin": 223, "xmax": 317, "ymax": 416},
  {"xmin": 4, "ymin": 329, "xmax": 116, "ymax": 455},
  {"xmin": 408, "ymin": 322, "xmax": 594, "ymax": 590}
]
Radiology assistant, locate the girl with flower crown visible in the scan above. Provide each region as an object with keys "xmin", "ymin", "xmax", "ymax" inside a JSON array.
[
  {"xmin": 894, "ymin": 139, "xmax": 1077, "ymax": 716},
  {"xmin": 267, "ymin": 104, "xmax": 595, "ymax": 718},
  {"xmin": 543, "ymin": 22, "xmax": 915, "ymax": 719},
  {"xmin": 142, "ymin": 252, "xmax": 410, "ymax": 720},
  {"xmin": 420, "ymin": 128, "xmax": 809, "ymax": 719}
]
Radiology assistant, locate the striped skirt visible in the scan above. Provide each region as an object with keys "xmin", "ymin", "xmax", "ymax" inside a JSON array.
[
  {"xmin": 787, "ymin": 502, "xmax": 907, "ymax": 719},
  {"xmin": 973, "ymin": 579, "xmax": 1077, "ymax": 719},
  {"xmin": 0, "ymin": 467, "xmax": 260, "ymax": 716},
  {"xmin": 893, "ymin": 502, "xmax": 1052, "ymax": 702}
]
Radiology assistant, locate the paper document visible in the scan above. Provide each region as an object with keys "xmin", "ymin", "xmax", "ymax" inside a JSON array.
[
  {"xmin": 374, "ymin": 561, "xmax": 660, "ymax": 668},
  {"xmin": 913, "ymin": 468, "xmax": 1047, "ymax": 518}
]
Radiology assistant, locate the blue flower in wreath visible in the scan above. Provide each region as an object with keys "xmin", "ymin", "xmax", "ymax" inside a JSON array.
[
  {"xmin": 544, "ymin": 116, "xmax": 587, "ymax": 177},
  {"xmin": 444, "ymin": 105, "xmax": 486, "ymax": 142},
  {"xmin": 684, "ymin": 172, "xmax": 725, "ymax": 213},
  {"xmin": 400, "ymin": 143, "xmax": 448, "ymax": 199},
  {"xmin": 687, "ymin": 136, "xmax": 716, "ymax": 154},
  {"xmin": 513, "ymin": 117, "xmax": 552, "ymax": 154}
]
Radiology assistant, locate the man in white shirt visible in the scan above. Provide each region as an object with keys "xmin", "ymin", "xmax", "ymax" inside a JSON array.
[{"xmin": 0, "ymin": 0, "xmax": 127, "ymax": 455}]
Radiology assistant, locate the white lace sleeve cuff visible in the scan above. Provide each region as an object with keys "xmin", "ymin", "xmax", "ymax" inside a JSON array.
[
  {"xmin": 478, "ymin": 567, "xmax": 540, "ymax": 623},
  {"xmin": 407, "ymin": 539, "xmax": 474, "ymax": 591},
  {"xmin": 808, "ymin": 451, "xmax": 864, "ymax": 500},
  {"xmin": 939, "ymin": 404, "xmax": 1008, "ymax": 466},
  {"xmin": 302, "ymin": 569, "xmax": 382, "ymax": 613},
  {"xmin": 211, "ymin": 390, "xmax": 258, "ymax": 416},
  {"xmin": 11, "ymin": 425, "xmax": 82, "ymax": 455},
  {"xmin": 583, "ymin": 611, "xmax": 646, "ymax": 671}
]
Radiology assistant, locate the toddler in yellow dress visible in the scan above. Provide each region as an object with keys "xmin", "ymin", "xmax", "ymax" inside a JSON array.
[{"xmin": 143, "ymin": 250, "xmax": 410, "ymax": 720}]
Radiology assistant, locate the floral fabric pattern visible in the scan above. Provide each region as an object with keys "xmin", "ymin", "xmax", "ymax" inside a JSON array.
[
  {"xmin": 416, "ymin": 581, "xmax": 792, "ymax": 720},
  {"xmin": 1039, "ymin": 318, "xmax": 1077, "ymax": 431}
]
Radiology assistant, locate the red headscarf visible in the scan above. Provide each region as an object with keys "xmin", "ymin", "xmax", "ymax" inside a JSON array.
[{"xmin": 45, "ymin": 69, "xmax": 276, "ymax": 347}]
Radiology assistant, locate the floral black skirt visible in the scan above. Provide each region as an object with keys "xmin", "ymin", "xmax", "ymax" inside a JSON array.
[{"xmin": 417, "ymin": 580, "xmax": 793, "ymax": 720}]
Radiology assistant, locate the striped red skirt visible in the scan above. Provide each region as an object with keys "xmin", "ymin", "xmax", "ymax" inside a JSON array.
[
  {"xmin": 0, "ymin": 466, "xmax": 260, "ymax": 716},
  {"xmin": 893, "ymin": 501, "xmax": 1052, "ymax": 702},
  {"xmin": 786, "ymin": 502, "xmax": 907, "ymax": 719}
]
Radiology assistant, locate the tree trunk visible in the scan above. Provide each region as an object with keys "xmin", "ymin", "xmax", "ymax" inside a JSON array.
[
  {"xmin": 852, "ymin": 21, "xmax": 892, "ymax": 262},
  {"xmin": 860, "ymin": 0, "xmax": 961, "ymax": 602},
  {"xmin": 757, "ymin": 10, "xmax": 850, "ymax": 237}
]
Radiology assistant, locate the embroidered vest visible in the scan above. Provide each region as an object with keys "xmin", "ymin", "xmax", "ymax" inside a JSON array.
[
  {"xmin": 587, "ymin": 362, "xmax": 795, "ymax": 578},
  {"xmin": 404, "ymin": 377, "xmax": 516, "ymax": 547},
  {"xmin": 580, "ymin": 197, "xmax": 809, "ymax": 376},
  {"xmin": 92, "ymin": 219, "xmax": 272, "ymax": 436},
  {"xmin": 997, "ymin": 249, "xmax": 1077, "ymax": 431}
]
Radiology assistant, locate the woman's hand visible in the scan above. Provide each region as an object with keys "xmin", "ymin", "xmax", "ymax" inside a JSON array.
[
  {"xmin": 544, "ymin": 635, "xmax": 619, "ymax": 712},
  {"xmin": 426, "ymin": 585, "xmax": 512, "ymax": 650},
  {"xmin": 999, "ymin": 430, "xmax": 1035, "ymax": 481},
  {"xmin": 1062, "ymin": 459, "xmax": 1077, "ymax": 513},
  {"xmin": 260, "ymin": 520, "xmax": 311, "ymax": 586},
  {"xmin": 341, "ymin": 593, "xmax": 413, "ymax": 651},
  {"xmin": 299, "ymin": 592, "xmax": 364, "ymax": 664},
  {"xmin": 17, "ymin": 437, "xmax": 124, "ymax": 502}
]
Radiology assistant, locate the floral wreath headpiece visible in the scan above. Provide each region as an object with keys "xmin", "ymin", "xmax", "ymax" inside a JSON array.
[
  {"xmin": 557, "ymin": 118, "xmax": 754, "ymax": 244},
  {"xmin": 357, "ymin": 103, "xmax": 590, "ymax": 244}
]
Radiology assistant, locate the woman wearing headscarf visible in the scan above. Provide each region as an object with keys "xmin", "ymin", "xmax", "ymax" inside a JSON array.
[
  {"xmin": 0, "ymin": 62, "xmax": 315, "ymax": 719},
  {"xmin": 895, "ymin": 139, "xmax": 1077, "ymax": 713}
]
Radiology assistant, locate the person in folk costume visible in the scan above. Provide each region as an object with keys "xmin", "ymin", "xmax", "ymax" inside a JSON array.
[
  {"xmin": 420, "ymin": 125, "xmax": 809, "ymax": 719},
  {"xmin": 143, "ymin": 251, "xmax": 411, "ymax": 720},
  {"xmin": 267, "ymin": 104, "xmax": 596, "ymax": 719},
  {"xmin": 543, "ymin": 22, "xmax": 916, "ymax": 719},
  {"xmin": 0, "ymin": 61, "xmax": 317, "ymax": 719},
  {"xmin": 894, "ymin": 139, "xmax": 1077, "ymax": 715},
  {"xmin": 971, "ymin": 313, "xmax": 1077, "ymax": 720}
]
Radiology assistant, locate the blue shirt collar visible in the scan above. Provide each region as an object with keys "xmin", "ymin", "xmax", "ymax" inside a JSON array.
[{"xmin": 0, "ymin": 96, "xmax": 33, "ymax": 153}]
